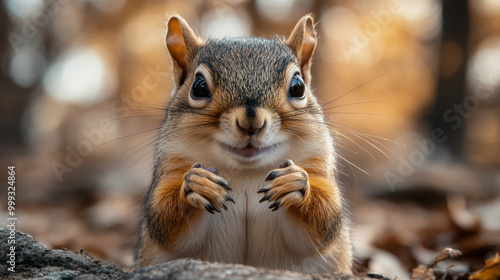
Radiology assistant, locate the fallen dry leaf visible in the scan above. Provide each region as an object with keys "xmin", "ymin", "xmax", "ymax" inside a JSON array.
[
  {"xmin": 469, "ymin": 252, "xmax": 500, "ymax": 280},
  {"xmin": 411, "ymin": 264, "xmax": 435, "ymax": 280},
  {"xmin": 411, "ymin": 248, "xmax": 462, "ymax": 280},
  {"xmin": 429, "ymin": 247, "xmax": 463, "ymax": 267}
]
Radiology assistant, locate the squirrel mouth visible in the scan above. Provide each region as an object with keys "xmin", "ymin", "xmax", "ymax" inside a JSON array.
[{"xmin": 221, "ymin": 143, "xmax": 275, "ymax": 159}]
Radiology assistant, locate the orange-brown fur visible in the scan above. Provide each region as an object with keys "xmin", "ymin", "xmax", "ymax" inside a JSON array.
[{"xmin": 149, "ymin": 158, "xmax": 192, "ymax": 251}]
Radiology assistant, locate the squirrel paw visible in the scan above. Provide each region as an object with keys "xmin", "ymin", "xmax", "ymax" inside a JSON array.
[
  {"xmin": 258, "ymin": 160, "xmax": 310, "ymax": 211},
  {"xmin": 182, "ymin": 163, "xmax": 235, "ymax": 214}
]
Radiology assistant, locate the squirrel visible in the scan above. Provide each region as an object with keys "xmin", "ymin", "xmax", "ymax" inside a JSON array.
[{"xmin": 135, "ymin": 14, "xmax": 353, "ymax": 274}]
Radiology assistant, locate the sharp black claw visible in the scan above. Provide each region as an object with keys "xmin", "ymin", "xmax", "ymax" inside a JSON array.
[
  {"xmin": 265, "ymin": 171, "xmax": 279, "ymax": 181},
  {"xmin": 222, "ymin": 202, "xmax": 228, "ymax": 210},
  {"xmin": 259, "ymin": 194, "xmax": 270, "ymax": 203},
  {"xmin": 205, "ymin": 205, "xmax": 215, "ymax": 214},
  {"xmin": 217, "ymin": 180, "xmax": 232, "ymax": 191},
  {"xmin": 257, "ymin": 187, "xmax": 268, "ymax": 193},
  {"xmin": 366, "ymin": 273, "xmax": 391, "ymax": 280},
  {"xmin": 193, "ymin": 163, "xmax": 203, "ymax": 168},
  {"xmin": 271, "ymin": 201, "xmax": 281, "ymax": 211},
  {"xmin": 206, "ymin": 204, "xmax": 220, "ymax": 213},
  {"xmin": 269, "ymin": 201, "xmax": 280, "ymax": 209},
  {"xmin": 226, "ymin": 194, "xmax": 235, "ymax": 204}
]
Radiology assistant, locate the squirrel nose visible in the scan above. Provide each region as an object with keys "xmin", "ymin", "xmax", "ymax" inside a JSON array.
[{"xmin": 236, "ymin": 119, "xmax": 266, "ymax": 136}]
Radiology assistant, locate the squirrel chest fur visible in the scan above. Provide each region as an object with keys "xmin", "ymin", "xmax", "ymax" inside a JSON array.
[{"xmin": 135, "ymin": 14, "xmax": 353, "ymax": 274}]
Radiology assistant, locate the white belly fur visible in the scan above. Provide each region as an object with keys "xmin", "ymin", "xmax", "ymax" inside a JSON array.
[{"xmin": 168, "ymin": 169, "xmax": 338, "ymax": 273}]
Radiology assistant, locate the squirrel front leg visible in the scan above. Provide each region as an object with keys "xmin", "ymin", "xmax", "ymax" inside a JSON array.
[
  {"xmin": 141, "ymin": 158, "xmax": 234, "ymax": 262},
  {"xmin": 258, "ymin": 159, "xmax": 351, "ymax": 272}
]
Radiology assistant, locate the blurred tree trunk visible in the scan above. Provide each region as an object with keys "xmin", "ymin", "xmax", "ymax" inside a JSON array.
[
  {"xmin": 0, "ymin": 4, "xmax": 31, "ymax": 153},
  {"xmin": 426, "ymin": 0, "xmax": 470, "ymax": 158}
]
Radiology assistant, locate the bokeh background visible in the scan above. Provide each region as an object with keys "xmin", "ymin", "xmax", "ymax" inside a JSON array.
[{"xmin": 1, "ymin": 0, "xmax": 499, "ymax": 278}]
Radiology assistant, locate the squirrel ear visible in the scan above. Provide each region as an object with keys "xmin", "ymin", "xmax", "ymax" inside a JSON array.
[
  {"xmin": 166, "ymin": 15, "xmax": 200, "ymax": 86},
  {"xmin": 287, "ymin": 14, "xmax": 317, "ymax": 84}
]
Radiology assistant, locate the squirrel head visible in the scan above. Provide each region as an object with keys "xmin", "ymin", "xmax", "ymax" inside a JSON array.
[{"xmin": 163, "ymin": 15, "xmax": 326, "ymax": 168}]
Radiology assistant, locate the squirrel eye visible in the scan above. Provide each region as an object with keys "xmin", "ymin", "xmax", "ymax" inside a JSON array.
[
  {"xmin": 190, "ymin": 74, "xmax": 211, "ymax": 99},
  {"xmin": 288, "ymin": 73, "xmax": 305, "ymax": 99}
]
